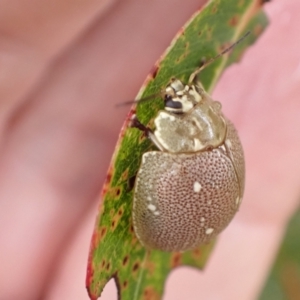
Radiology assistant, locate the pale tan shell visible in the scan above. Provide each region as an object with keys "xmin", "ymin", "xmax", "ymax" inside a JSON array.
[{"xmin": 132, "ymin": 121, "xmax": 244, "ymax": 252}]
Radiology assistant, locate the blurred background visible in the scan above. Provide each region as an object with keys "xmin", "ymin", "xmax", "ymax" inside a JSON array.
[{"xmin": 0, "ymin": 0, "xmax": 299, "ymax": 300}]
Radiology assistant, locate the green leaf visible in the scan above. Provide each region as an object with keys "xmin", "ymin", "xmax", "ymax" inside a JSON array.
[
  {"xmin": 86, "ymin": 1, "xmax": 268, "ymax": 299},
  {"xmin": 259, "ymin": 208, "xmax": 300, "ymax": 300}
]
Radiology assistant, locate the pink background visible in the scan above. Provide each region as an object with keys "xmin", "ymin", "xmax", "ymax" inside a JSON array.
[{"xmin": 0, "ymin": 1, "xmax": 299, "ymax": 300}]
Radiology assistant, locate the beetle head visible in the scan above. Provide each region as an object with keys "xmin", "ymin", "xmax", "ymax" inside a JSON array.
[{"xmin": 164, "ymin": 78, "xmax": 202, "ymax": 114}]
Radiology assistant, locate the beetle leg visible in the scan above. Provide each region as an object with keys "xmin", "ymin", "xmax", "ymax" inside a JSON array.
[
  {"xmin": 130, "ymin": 114, "xmax": 165, "ymax": 151},
  {"xmin": 129, "ymin": 114, "xmax": 150, "ymax": 134}
]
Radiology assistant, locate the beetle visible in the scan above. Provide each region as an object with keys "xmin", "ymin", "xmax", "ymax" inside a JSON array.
[{"xmin": 129, "ymin": 34, "xmax": 247, "ymax": 252}]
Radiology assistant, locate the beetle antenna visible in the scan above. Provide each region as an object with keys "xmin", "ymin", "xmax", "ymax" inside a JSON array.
[
  {"xmin": 117, "ymin": 31, "xmax": 251, "ymax": 107},
  {"xmin": 116, "ymin": 92, "xmax": 162, "ymax": 107},
  {"xmin": 188, "ymin": 31, "xmax": 251, "ymax": 83}
]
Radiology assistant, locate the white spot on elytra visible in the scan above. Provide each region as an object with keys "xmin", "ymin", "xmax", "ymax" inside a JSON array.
[
  {"xmin": 226, "ymin": 139, "xmax": 232, "ymax": 149},
  {"xmin": 205, "ymin": 228, "xmax": 214, "ymax": 235},
  {"xmin": 220, "ymin": 145, "xmax": 226, "ymax": 152},
  {"xmin": 200, "ymin": 217, "xmax": 205, "ymax": 222},
  {"xmin": 214, "ymin": 149, "xmax": 221, "ymax": 157},
  {"xmin": 147, "ymin": 196, "xmax": 152, "ymax": 201},
  {"xmin": 193, "ymin": 181, "xmax": 202, "ymax": 193},
  {"xmin": 147, "ymin": 204, "xmax": 156, "ymax": 211},
  {"xmin": 193, "ymin": 138, "xmax": 203, "ymax": 150},
  {"xmin": 207, "ymin": 200, "xmax": 212, "ymax": 205},
  {"xmin": 153, "ymin": 211, "xmax": 160, "ymax": 216}
]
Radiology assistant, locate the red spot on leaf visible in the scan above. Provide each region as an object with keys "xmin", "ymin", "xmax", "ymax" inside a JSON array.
[
  {"xmin": 254, "ymin": 24, "xmax": 264, "ymax": 35},
  {"xmin": 100, "ymin": 227, "xmax": 107, "ymax": 239},
  {"xmin": 100, "ymin": 166, "xmax": 113, "ymax": 197},
  {"xmin": 86, "ymin": 232, "xmax": 97, "ymax": 299},
  {"xmin": 171, "ymin": 252, "xmax": 182, "ymax": 268},
  {"xmin": 130, "ymin": 224, "xmax": 134, "ymax": 233},
  {"xmin": 229, "ymin": 15, "xmax": 239, "ymax": 27},
  {"xmin": 122, "ymin": 255, "xmax": 129, "ymax": 266},
  {"xmin": 123, "ymin": 280, "xmax": 128, "ymax": 289},
  {"xmin": 111, "ymin": 220, "xmax": 116, "ymax": 229},
  {"xmin": 151, "ymin": 64, "xmax": 159, "ymax": 79},
  {"xmin": 143, "ymin": 287, "xmax": 159, "ymax": 300},
  {"xmin": 101, "ymin": 259, "xmax": 106, "ymax": 268},
  {"xmin": 121, "ymin": 169, "xmax": 129, "ymax": 181},
  {"xmin": 86, "ymin": 257, "xmax": 94, "ymax": 288},
  {"xmin": 105, "ymin": 172, "xmax": 112, "ymax": 185},
  {"xmin": 109, "ymin": 186, "xmax": 121, "ymax": 199},
  {"xmin": 106, "ymin": 262, "xmax": 111, "ymax": 271},
  {"xmin": 211, "ymin": 5, "xmax": 217, "ymax": 13},
  {"xmin": 178, "ymin": 27, "xmax": 185, "ymax": 36},
  {"xmin": 192, "ymin": 248, "xmax": 202, "ymax": 260},
  {"xmin": 132, "ymin": 262, "xmax": 140, "ymax": 272},
  {"xmin": 145, "ymin": 260, "xmax": 156, "ymax": 275}
]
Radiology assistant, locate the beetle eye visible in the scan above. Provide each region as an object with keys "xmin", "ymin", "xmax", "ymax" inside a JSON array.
[{"xmin": 164, "ymin": 95, "xmax": 182, "ymax": 110}]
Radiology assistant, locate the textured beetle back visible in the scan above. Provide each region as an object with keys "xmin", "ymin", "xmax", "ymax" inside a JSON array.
[
  {"xmin": 132, "ymin": 78, "xmax": 245, "ymax": 252},
  {"xmin": 225, "ymin": 120, "xmax": 245, "ymax": 197},
  {"xmin": 132, "ymin": 149, "xmax": 241, "ymax": 252}
]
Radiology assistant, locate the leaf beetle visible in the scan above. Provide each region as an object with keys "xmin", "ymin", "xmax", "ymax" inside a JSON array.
[{"xmin": 130, "ymin": 34, "xmax": 247, "ymax": 252}]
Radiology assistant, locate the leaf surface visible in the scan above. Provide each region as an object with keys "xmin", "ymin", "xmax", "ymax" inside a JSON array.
[
  {"xmin": 87, "ymin": 1, "xmax": 268, "ymax": 299},
  {"xmin": 259, "ymin": 208, "xmax": 300, "ymax": 300}
]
